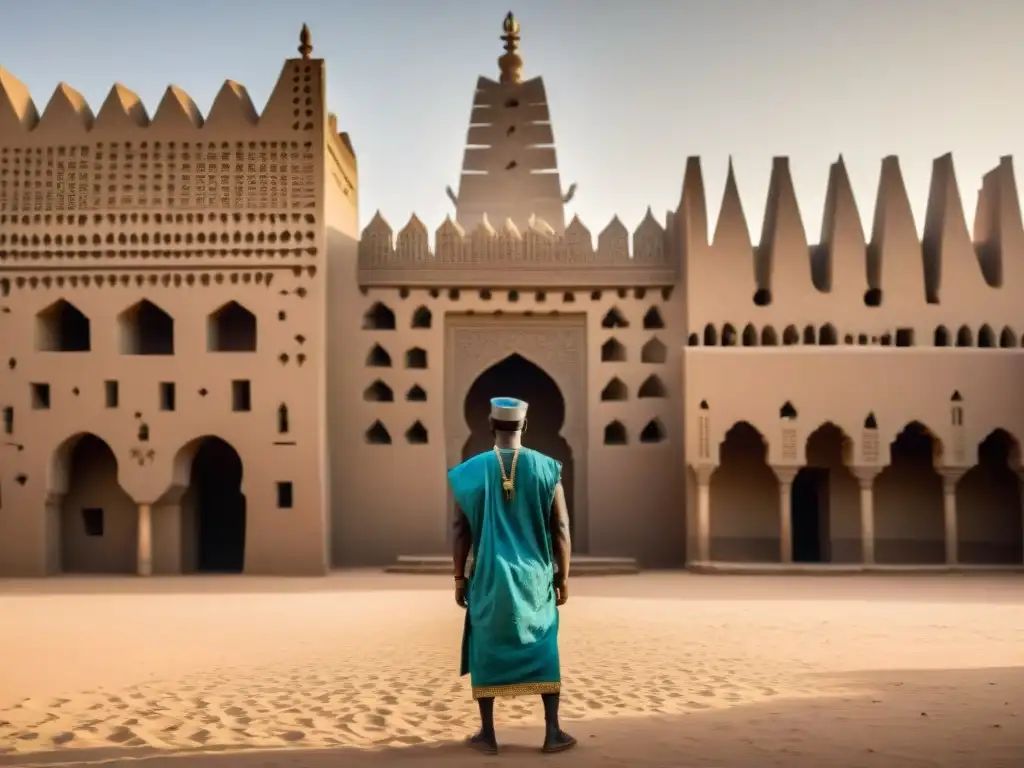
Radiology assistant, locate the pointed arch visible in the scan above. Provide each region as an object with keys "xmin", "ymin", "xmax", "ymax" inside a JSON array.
[
  {"xmin": 741, "ymin": 324, "xmax": 758, "ymax": 346},
  {"xmin": 600, "ymin": 377, "xmax": 628, "ymax": 401},
  {"xmin": 978, "ymin": 324, "xmax": 996, "ymax": 348},
  {"xmin": 641, "ymin": 337, "xmax": 667, "ymax": 364},
  {"xmin": 638, "ymin": 375, "xmax": 667, "ymax": 398},
  {"xmin": 703, "ymin": 323, "xmax": 718, "ymax": 346},
  {"xmin": 934, "ymin": 325, "xmax": 949, "ymax": 347},
  {"xmin": 365, "ymin": 420, "xmax": 392, "ymax": 445},
  {"xmin": 761, "ymin": 326, "xmax": 778, "ymax": 346},
  {"xmin": 603, "ymin": 420, "xmax": 627, "ymax": 445},
  {"xmin": 721, "ymin": 324, "xmax": 737, "ymax": 346},
  {"xmin": 956, "ymin": 325, "xmax": 973, "ymax": 347},
  {"xmin": 601, "ymin": 337, "xmax": 627, "ymax": 362},
  {"xmin": 710, "ymin": 422, "xmax": 777, "ymax": 562},
  {"xmin": 406, "ymin": 384, "xmax": 427, "ymax": 402},
  {"xmin": 639, "ymin": 419, "xmax": 666, "ymax": 444},
  {"xmin": 601, "ymin": 307, "xmax": 628, "ymax": 329},
  {"xmin": 802, "ymin": 325, "xmax": 816, "ymax": 344},
  {"xmin": 818, "ymin": 323, "xmax": 837, "ymax": 345},
  {"xmin": 411, "ymin": 306, "xmax": 432, "ymax": 329},
  {"xmin": 782, "ymin": 325, "xmax": 799, "ymax": 345},
  {"xmin": 363, "ymin": 380, "xmax": 394, "ymax": 402},
  {"xmin": 642, "ymin": 307, "xmax": 665, "ymax": 330},
  {"xmin": 405, "ymin": 421, "xmax": 429, "ymax": 444},
  {"xmin": 999, "ymin": 326, "xmax": 1016, "ymax": 348},
  {"xmin": 366, "ymin": 344, "xmax": 392, "ymax": 367},
  {"xmin": 363, "ymin": 302, "xmax": 396, "ymax": 331}
]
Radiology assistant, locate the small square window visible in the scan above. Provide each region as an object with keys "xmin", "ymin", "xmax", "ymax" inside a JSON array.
[{"xmin": 276, "ymin": 481, "xmax": 293, "ymax": 509}]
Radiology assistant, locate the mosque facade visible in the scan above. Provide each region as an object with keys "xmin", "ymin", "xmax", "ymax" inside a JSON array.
[{"xmin": 0, "ymin": 17, "xmax": 1022, "ymax": 577}]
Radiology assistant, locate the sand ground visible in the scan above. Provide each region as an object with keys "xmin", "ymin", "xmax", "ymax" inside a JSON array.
[{"xmin": 0, "ymin": 572, "xmax": 1022, "ymax": 768}]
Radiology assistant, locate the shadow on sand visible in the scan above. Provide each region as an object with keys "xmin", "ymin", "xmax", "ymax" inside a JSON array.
[{"xmin": 4, "ymin": 666, "xmax": 1021, "ymax": 768}]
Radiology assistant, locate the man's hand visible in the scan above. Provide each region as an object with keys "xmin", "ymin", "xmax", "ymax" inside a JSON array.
[
  {"xmin": 555, "ymin": 579, "xmax": 568, "ymax": 606},
  {"xmin": 455, "ymin": 578, "xmax": 468, "ymax": 608}
]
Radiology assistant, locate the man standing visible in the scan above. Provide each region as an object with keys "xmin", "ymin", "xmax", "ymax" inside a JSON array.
[{"xmin": 448, "ymin": 397, "xmax": 576, "ymax": 755}]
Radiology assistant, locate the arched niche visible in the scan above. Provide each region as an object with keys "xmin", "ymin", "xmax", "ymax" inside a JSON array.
[{"xmin": 445, "ymin": 316, "xmax": 588, "ymax": 551}]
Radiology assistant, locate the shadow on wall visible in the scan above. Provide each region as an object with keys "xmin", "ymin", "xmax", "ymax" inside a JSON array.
[
  {"xmin": 461, "ymin": 353, "xmax": 574, "ymax": 535},
  {"xmin": 179, "ymin": 437, "xmax": 247, "ymax": 574},
  {"xmin": 55, "ymin": 433, "xmax": 137, "ymax": 574}
]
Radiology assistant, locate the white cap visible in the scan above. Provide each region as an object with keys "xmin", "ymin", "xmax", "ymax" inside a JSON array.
[{"xmin": 490, "ymin": 397, "xmax": 529, "ymax": 422}]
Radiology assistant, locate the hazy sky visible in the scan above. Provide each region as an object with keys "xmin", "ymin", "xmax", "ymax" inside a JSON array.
[{"xmin": 2, "ymin": 0, "xmax": 1022, "ymax": 239}]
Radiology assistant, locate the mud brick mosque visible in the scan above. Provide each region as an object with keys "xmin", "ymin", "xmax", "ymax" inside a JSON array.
[{"xmin": 0, "ymin": 14, "xmax": 1022, "ymax": 577}]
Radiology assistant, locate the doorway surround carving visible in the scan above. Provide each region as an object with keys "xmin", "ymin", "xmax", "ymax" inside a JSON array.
[{"xmin": 444, "ymin": 313, "xmax": 589, "ymax": 552}]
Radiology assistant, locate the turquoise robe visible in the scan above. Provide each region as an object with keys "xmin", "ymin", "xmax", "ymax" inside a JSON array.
[{"xmin": 448, "ymin": 447, "xmax": 563, "ymax": 699}]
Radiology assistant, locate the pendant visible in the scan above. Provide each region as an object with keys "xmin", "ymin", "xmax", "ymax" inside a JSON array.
[{"xmin": 502, "ymin": 479, "xmax": 514, "ymax": 500}]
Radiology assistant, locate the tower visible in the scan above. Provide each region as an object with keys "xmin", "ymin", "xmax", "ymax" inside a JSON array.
[{"xmin": 446, "ymin": 12, "xmax": 575, "ymax": 234}]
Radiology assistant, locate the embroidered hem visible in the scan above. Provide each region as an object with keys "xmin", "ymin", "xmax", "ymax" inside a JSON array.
[{"xmin": 472, "ymin": 682, "xmax": 561, "ymax": 699}]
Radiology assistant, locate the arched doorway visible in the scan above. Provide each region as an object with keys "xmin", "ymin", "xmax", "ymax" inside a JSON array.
[
  {"xmin": 183, "ymin": 437, "xmax": 246, "ymax": 573},
  {"xmin": 709, "ymin": 422, "xmax": 778, "ymax": 562},
  {"xmin": 957, "ymin": 429, "xmax": 1023, "ymax": 564},
  {"xmin": 874, "ymin": 422, "xmax": 944, "ymax": 564},
  {"xmin": 461, "ymin": 353, "xmax": 574, "ymax": 539},
  {"xmin": 55, "ymin": 434, "xmax": 137, "ymax": 573},
  {"xmin": 791, "ymin": 424, "xmax": 857, "ymax": 563}
]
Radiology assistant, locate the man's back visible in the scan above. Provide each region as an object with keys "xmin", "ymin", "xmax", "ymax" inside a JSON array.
[{"xmin": 451, "ymin": 447, "xmax": 562, "ymax": 584}]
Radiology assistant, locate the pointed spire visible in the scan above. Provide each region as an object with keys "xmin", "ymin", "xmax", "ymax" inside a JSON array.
[
  {"xmin": 713, "ymin": 157, "xmax": 750, "ymax": 249},
  {"xmin": 0, "ymin": 66, "xmax": 39, "ymax": 131},
  {"xmin": 498, "ymin": 12, "xmax": 523, "ymax": 84},
  {"xmin": 298, "ymin": 24, "xmax": 313, "ymax": 59}
]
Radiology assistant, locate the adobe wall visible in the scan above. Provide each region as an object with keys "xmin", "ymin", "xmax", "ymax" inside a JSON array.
[{"xmin": 0, "ymin": 57, "xmax": 331, "ymax": 576}]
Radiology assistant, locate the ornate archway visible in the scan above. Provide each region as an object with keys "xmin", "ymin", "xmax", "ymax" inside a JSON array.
[{"xmin": 445, "ymin": 315, "xmax": 588, "ymax": 551}]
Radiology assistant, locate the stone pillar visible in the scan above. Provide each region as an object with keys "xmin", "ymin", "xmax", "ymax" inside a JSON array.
[
  {"xmin": 1017, "ymin": 469, "xmax": 1024, "ymax": 565},
  {"xmin": 137, "ymin": 503, "xmax": 152, "ymax": 576},
  {"xmin": 773, "ymin": 467, "xmax": 798, "ymax": 564},
  {"xmin": 940, "ymin": 470, "xmax": 964, "ymax": 566},
  {"xmin": 694, "ymin": 465, "xmax": 715, "ymax": 563},
  {"xmin": 853, "ymin": 467, "xmax": 879, "ymax": 565}
]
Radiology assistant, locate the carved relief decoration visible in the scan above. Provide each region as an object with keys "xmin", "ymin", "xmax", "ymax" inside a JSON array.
[{"xmin": 445, "ymin": 316, "xmax": 588, "ymax": 548}]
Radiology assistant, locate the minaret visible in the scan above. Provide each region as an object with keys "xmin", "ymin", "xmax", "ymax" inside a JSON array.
[{"xmin": 447, "ymin": 12, "xmax": 575, "ymax": 234}]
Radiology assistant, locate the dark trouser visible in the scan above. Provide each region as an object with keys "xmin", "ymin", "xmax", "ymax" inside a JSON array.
[{"xmin": 477, "ymin": 693, "xmax": 561, "ymax": 737}]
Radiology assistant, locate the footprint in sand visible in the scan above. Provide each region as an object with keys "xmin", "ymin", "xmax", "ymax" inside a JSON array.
[
  {"xmin": 106, "ymin": 727, "xmax": 136, "ymax": 744},
  {"xmin": 51, "ymin": 732, "xmax": 75, "ymax": 745}
]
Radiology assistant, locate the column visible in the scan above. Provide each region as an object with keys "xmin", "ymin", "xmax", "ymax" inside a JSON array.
[
  {"xmin": 854, "ymin": 468, "xmax": 878, "ymax": 565},
  {"xmin": 940, "ymin": 470, "xmax": 963, "ymax": 566},
  {"xmin": 1017, "ymin": 470, "xmax": 1024, "ymax": 565},
  {"xmin": 137, "ymin": 503, "xmax": 152, "ymax": 576},
  {"xmin": 694, "ymin": 466, "xmax": 714, "ymax": 563},
  {"xmin": 773, "ymin": 467, "xmax": 797, "ymax": 564}
]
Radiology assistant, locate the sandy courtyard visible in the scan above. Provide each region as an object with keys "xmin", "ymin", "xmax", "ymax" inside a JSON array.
[{"xmin": 0, "ymin": 573, "xmax": 1022, "ymax": 768}]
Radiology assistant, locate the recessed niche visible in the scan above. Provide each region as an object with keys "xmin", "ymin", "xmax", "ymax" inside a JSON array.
[
  {"xmin": 642, "ymin": 307, "xmax": 664, "ymax": 330},
  {"xmin": 600, "ymin": 337, "xmax": 627, "ymax": 362},
  {"xmin": 36, "ymin": 299, "xmax": 91, "ymax": 352},
  {"xmin": 639, "ymin": 419, "xmax": 666, "ymax": 443},
  {"xmin": 363, "ymin": 302, "xmax": 396, "ymax": 330},
  {"xmin": 600, "ymin": 378, "xmax": 628, "ymax": 401},
  {"xmin": 118, "ymin": 299, "xmax": 175, "ymax": 355},
  {"xmin": 601, "ymin": 308, "xmax": 628, "ymax": 329},
  {"xmin": 641, "ymin": 337, "xmax": 667, "ymax": 364},
  {"xmin": 779, "ymin": 401, "xmax": 798, "ymax": 420},
  {"xmin": 366, "ymin": 344, "xmax": 392, "ymax": 367},
  {"xmin": 31, "ymin": 382, "xmax": 51, "ymax": 410},
  {"xmin": 406, "ymin": 385, "xmax": 427, "ymax": 402},
  {"xmin": 208, "ymin": 301, "xmax": 257, "ymax": 352},
  {"xmin": 365, "ymin": 420, "xmax": 392, "ymax": 445},
  {"xmin": 411, "ymin": 306, "xmax": 432, "ymax": 329},
  {"xmin": 603, "ymin": 421, "xmax": 627, "ymax": 445},
  {"xmin": 232, "ymin": 380, "xmax": 252, "ymax": 412},
  {"xmin": 405, "ymin": 347, "xmax": 428, "ymax": 369},
  {"xmin": 363, "ymin": 380, "xmax": 394, "ymax": 402},
  {"xmin": 638, "ymin": 375, "xmax": 667, "ymax": 398},
  {"xmin": 406, "ymin": 421, "xmax": 429, "ymax": 444}
]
